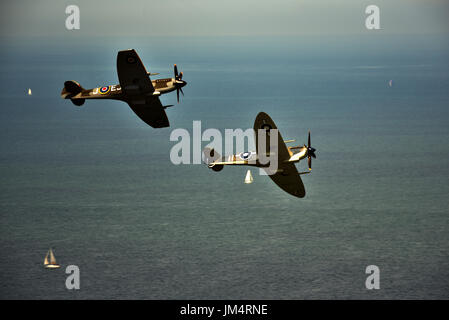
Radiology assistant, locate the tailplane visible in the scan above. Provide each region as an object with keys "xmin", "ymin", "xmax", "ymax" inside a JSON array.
[{"xmin": 61, "ymin": 80, "xmax": 85, "ymax": 106}]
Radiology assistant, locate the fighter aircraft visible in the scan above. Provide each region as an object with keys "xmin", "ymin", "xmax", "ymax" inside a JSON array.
[
  {"xmin": 203, "ymin": 112, "xmax": 316, "ymax": 198},
  {"xmin": 60, "ymin": 49, "xmax": 187, "ymax": 128}
]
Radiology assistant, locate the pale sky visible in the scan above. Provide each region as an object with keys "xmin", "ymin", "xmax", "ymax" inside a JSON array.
[{"xmin": 1, "ymin": 0, "xmax": 448, "ymax": 37}]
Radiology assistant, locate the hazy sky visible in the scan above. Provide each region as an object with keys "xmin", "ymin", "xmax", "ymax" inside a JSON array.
[{"xmin": 1, "ymin": 0, "xmax": 448, "ymax": 37}]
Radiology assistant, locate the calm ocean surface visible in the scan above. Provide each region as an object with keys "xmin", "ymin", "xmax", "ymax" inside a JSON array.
[{"xmin": 1, "ymin": 35, "xmax": 448, "ymax": 299}]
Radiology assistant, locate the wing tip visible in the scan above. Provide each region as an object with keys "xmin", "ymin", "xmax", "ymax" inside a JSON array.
[{"xmin": 118, "ymin": 48, "xmax": 136, "ymax": 54}]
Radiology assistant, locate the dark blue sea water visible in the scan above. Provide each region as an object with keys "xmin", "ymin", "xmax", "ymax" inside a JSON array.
[{"xmin": 1, "ymin": 35, "xmax": 449, "ymax": 299}]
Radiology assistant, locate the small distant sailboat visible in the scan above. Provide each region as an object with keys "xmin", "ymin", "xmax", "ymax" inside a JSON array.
[
  {"xmin": 44, "ymin": 248, "xmax": 60, "ymax": 269},
  {"xmin": 244, "ymin": 169, "xmax": 253, "ymax": 184},
  {"xmin": 28, "ymin": 88, "xmax": 32, "ymax": 95},
  {"xmin": 388, "ymin": 80, "xmax": 393, "ymax": 87}
]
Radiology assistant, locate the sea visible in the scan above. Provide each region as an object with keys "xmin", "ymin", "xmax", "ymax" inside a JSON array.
[{"xmin": 0, "ymin": 34, "xmax": 448, "ymax": 299}]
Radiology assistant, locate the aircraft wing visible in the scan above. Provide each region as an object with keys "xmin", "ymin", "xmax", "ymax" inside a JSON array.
[
  {"xmin": 266, "ymin": 162, "xmax": 306, "ymax": 198},
  {"xmin": 254, "ymin": 112, "xmax": 291, "ymax": 162},
  {"xmin": 254, "ymin": 112, "xmax": 305, "ymax": 197},
  {"xmin": 127, "ymin": 97, "xmax": 169, "ymax": 128},
  {"xmin": 117, "ymin": 49, "xmax": 155, "ymax": 95}
]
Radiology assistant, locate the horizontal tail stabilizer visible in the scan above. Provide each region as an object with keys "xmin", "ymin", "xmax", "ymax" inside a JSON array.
[
  {"xmin": 61, "ymin": 80, "xmax": 86, "ymax": 106},
  {"xmin": 71, "ymin": 98, "xmax": 85, "ymax": 106}
]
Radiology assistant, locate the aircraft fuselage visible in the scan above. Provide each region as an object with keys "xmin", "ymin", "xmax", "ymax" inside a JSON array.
[
  {"xmin": 77, "ymin": 77, "xmax": 182, "ymax": 101},
  {"xmin": 211, "ymin": 147, "xmax": 309, "ymax": 169}
]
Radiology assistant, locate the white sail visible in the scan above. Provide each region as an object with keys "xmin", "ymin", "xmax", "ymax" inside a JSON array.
[
  {"xmin": 44, "ymin": 248, "xmax": 60, "ymax": 268},
  {"xmin": 44, "ymin": 251, "xmax": 49, "ymax": 265},
  {"xmin": 49, "ymin": 248, "xmax": 57, "ymax": 265},
  {"xmin": 28, "ymin": 88, "xmax": 32, "ymax": 95},
  {"xmin": 244, "ymin": 169, "xmax": 253, "ymax": 184}
]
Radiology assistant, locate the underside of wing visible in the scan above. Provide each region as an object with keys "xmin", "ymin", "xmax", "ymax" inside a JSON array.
[
  {"xmin": 266, "ymin": 162, "xmax": 306, "ymax": 198},
  {"xmin": 127, "ymin": 97, "xmax": 169, "ymax": 128},
  {"xmin": 254, "ymin": 112, "xmax": 291, "ymax": 162},
  {"xmin": 117, "ymin": 49, "xmax": 155, "ymax": 95}
]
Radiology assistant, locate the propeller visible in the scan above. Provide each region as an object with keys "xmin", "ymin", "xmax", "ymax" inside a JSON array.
[
  {"xmin": 306, "ymin": 130, "xmax": 316, "ymax": 170},
  {"xmin": 174, "ymin": 64, "xmax": 185, "ymax": 103}
]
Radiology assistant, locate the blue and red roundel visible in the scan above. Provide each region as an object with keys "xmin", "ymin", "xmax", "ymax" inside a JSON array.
[{"xmin": 99, "ymin": 86, "xmax": 110, "ymax": 94}]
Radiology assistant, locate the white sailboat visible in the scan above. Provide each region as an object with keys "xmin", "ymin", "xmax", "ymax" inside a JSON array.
[
  {"xmin": 28, "ymin": 88, "xmax": 32, "ymax": 95},
  {"xmin": 244, "ymin": 169, "xmax": 253, "ymax": 184},
  {"xmin": 44, "ymin": 248, "xmax": 60, "ymax": 269}
]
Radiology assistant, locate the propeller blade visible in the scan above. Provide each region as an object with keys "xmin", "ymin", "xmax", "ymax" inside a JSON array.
[
  {"xmin": 308, "ymin": 130, "xmax": 311, "ymax": 148},
  {"xmin": 308, "ymin": 156, "xmax": 312, "ymax": 170},
  {"xmin": 174, "ymin": 64, "xmax": 179, "ymax": 79},
  {"xmin": 174, "ymin": 66, "xmax": 185, "ymax": 103}
]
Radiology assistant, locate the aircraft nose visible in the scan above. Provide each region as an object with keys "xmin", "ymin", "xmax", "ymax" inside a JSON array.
[{"xmin": 175, "ymin": 79, "xmax": 187, "ymax": 87}]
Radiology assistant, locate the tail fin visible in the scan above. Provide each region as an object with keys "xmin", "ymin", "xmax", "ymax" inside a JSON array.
[
  {"xmin": 203, "ymin": 148, "xmax": 224, "ymax": 171},
  {"xmin": 203, "ymin": 148, "xmax": 221, "ymax": 165},
  {"xmin": 61, "ymin": 80, "xmax": 85, "ymax": 106}
]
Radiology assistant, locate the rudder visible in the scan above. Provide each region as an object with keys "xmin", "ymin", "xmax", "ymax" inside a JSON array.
[{"xmin": 61, "ymin": 80, "xmax": 85, "ymax": 106}]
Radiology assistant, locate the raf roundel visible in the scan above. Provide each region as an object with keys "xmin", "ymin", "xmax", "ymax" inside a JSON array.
[
  {"xmin": 99, "ymin": 86, "xmax": 110, "ymax": 94},
  {"xmin": 127, "ymin": 56, "xmax": 136, "ymax": 64},
  {"xmin": 239, "ymin": 151, "xmax": 252, "ymax": 160}
]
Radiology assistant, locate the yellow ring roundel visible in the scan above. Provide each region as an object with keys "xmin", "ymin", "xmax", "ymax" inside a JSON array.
[{"xmin": 99, "ymin": 86, "xmax": 110, "ymax": 94}]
